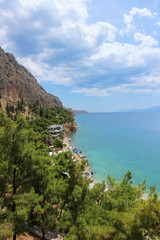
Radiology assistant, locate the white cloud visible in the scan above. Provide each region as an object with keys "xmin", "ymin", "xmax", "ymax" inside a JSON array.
[
  {"xmin": 89, "ymin": 41, "xmax": 160, "ymax": 68},
  {"xmin": 82, "ymin": 22, "xmax": 117, "ymax": 45},
  {"xmin": 72, "ymin": 88, "xmax": 108, "ymax": 97},
  {"xmin": 18, "ymin": 56, "xmax": 74, "ymax": 85},
  {"xmin": 0, "ymin": 0, "xmax": 117, "ymax": 53},
  {"xmin": 72, "ymin": 85, "xmax": 131, "ymax": 97},
  {"xmin": 109, "ymin": 72, "xmax": 160, "ymax": 94},
  {"xmin": 120, "ymin": 7, "xmax": 154, "ymax": 36},
  {"xmin": 130, "ymin": 7, "xmax": 153, "ymax": 17},
  {"xmin": 0, "ymin": 0, "xmax": 118, "ymax": 86},
  {"xmin": 0, "ymin": 28, "xmax": 14, "ymax": 50},
  {"xmin": 134, "ymin": 33, "xmax": 158, "ymax": 46},
  {"xmin": 43, "ymin": 20, "xmax": 117, "ymax": 52},
  {"xmin": 72, "ymin": 71, "xmax": 160, "ymax": 97},
  {"xmin": 17, "ymin": 57, "xmax": 46, "ymax": 78},
  {"xmin": 0, "ymin": 0, "xmax": 160, "ymax": 98},
  {"xmin": 131, "ymin": 73, "xmax": 160, "ymax": 88},
  {"xmin": 16, "ymin": 0, "xmax": 89, "ymax": 21},
  {"xmin": 134, "ymin": 89, "xmax": 153, "ymax": 93},
  {"xmin": 34, "ymin": 48, "xmax": 55, "ymax": 62}
]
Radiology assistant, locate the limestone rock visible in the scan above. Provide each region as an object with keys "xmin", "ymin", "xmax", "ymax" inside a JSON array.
[{"xmin": 0, "ymin": 47, "xmax": 63, "ymax": 108}]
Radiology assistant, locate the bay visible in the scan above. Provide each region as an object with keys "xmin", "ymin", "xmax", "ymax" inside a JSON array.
[{"xmin": 70, "ymin": 112, "xmax": 160, "ymax": 193}]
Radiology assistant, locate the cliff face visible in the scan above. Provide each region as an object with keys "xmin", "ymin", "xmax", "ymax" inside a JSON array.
[
  {"xmin": 63, "ymin": 121, "xmax": 79, "ymax": 134},
  {"xmin": 0, "ymin": 47, "xmax": 63, "ymax": 108}
]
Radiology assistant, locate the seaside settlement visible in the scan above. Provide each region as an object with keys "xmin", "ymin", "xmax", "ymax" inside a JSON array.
[
  {"xmin": 48, "ymin": 124, "xmax": 93, "ymax": 180},
  {"xmin": 2, "ymin": 46, "xmax": 160, "ymax": 240}
]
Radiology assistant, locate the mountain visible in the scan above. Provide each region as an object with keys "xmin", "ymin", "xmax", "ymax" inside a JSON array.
[
  {"xmin": 0, "ymin": 47, "xmax": 62, "ymax": 108},
  {"xmin": 73, "ymin": 110, "xmax": 88, "ymax": 114},
  {"xmin": 126, "ymin": 106, "xmax": 160, "ymax": 112}
]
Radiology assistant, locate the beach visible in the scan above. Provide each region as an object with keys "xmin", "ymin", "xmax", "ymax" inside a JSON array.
[{"xmin": 63, "ymin": 136, "xmax": 93, "ymax": 180}]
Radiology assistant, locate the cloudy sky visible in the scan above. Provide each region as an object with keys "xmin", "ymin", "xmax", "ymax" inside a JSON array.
[{"xmin": 1, "ymin": 0, "xmax": 160, "ymax": 111}]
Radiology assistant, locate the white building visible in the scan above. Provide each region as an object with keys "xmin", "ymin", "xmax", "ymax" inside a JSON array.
[{"xmin": 48, "ymin": 125, "xmax": 63, "ymax": 138}]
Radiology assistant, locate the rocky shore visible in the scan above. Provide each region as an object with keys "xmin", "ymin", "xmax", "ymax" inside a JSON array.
[
  {"xmin": 63, "ymin": 136, "xmax": 93, "ymax": 180},
  {"xmin": 63, "ymin": 121, "xmax": 78, "ymax": 134}
]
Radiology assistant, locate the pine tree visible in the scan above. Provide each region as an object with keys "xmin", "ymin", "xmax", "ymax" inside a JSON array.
[
  {"xmin": 0, "ymin": 113, "xmax": 48, "ymax": 240},
  {"xmin": 5, "ymin": 102, "xmax": 10, "ymax": 115}
]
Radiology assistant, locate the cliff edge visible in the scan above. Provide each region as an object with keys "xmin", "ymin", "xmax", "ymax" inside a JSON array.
[{"xmin": 0, "ymin": 47, "xmax": 62, "ymax": 108}]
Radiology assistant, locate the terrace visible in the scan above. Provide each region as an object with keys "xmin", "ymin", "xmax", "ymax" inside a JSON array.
[{"xmin": 48, "ymin": 125, "xmax": 63, "ymax": 138}]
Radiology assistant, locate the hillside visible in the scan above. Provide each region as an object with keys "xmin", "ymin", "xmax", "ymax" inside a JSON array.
[
  {"xmin": 127, "ymin": 105, "xmax": 160, "ymax": 112},
  {"xmin": 73, "ymin": 110, "xmax": 88, "ymax": 114},
  {"xmin": 0, "ymin": 47, "xmax": 62, "ymax": 108}
]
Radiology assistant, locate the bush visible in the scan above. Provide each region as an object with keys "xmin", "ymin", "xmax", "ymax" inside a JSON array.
[{"xmin": 54, "ymin": 138, "xmax": 63, "ymax": 149}]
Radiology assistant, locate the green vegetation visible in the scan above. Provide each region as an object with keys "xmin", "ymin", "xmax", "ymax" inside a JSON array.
[
  {"xmin": 29, "ymin": 106, "xmax": 74, "ymax": 132},
  {"xmin": 0, "ymin": 112, "xmax": 87, "ymax": 240},
  {"xmin": 5, "ymin": 100, "xmax": 26, "ymax": 120},
  {"xmin": 3, "ymin": 100, "xmax": 74, "ymax": 127},
  {"xmin": 0, "ymin": 111, "xmax": 160, "ymax": 240},
  {"xmin": 28, "ymin": 105, "xmax": 74, "ymax": 144},
  {"xmin": 29, "ymin": 104, "xmax": 74, "ymax": 124},
  {"xmin": 54, "ymin": 138, "xmax": 63, "ymax": 149},
  {"xmin": 2, "ymin": 101, "xmax": 74, "ymax": 144}
]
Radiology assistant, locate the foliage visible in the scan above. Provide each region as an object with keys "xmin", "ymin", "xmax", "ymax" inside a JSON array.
[
  {"xmin": 17, "ymin": 100, "xmax": 25, "ymax": 112},
  {"xmin": 28, "ymin": 105, "xmax": 74, "ymax": 143},
  {"xmin": 54, "ymin": 138, "xmax": 63, "ymax": 149},
  {"xmin": 0, "ymin": 222, "xmax": 13, "ymax": 240},
  {"xmin": 0, "ymin": 112, "xmax": 51, "ymax": 239},
  {"xmin": 29, "ymin": 104, "xmax": 74, "ymax": 126},
  {"xmin": 0, "ymin": 112, "xmax": 160, "ymax": 240},
  {"xmin": 4, "ymin": 100, "xmax": 26, "ymax": 120}
]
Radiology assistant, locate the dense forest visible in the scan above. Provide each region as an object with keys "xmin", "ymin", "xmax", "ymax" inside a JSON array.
[{"xmin": 0, "ymin": 108, "xmax": 160, "ymax": 240}]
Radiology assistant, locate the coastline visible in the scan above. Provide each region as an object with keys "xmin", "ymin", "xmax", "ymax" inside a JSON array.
[
  {"xmin": 63, "ymin": 137, "xmax": 149, "ymax": 200},
  {"xmin": 63, "ymin": 120, "xmax": 150, "ymax": 199},
  {"xmin": 63, "ymin": 136, "xmax": 93, "ymax": 181}
]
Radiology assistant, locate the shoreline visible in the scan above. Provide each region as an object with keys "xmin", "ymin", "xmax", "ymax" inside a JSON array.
[
  {"xmin": 63, "ymin": 130, "xmax": 151, "ymax": 200},
  {"xmin": 63, "ymin": 136, "xmax": 93, "ymax": 181},
  {"xmin": 63, "ymin": 136, "xmax": 150, "ymax": 199}
]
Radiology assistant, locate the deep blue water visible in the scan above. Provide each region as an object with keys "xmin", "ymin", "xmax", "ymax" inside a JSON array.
[{"xmin": 70, "ymin": 112, "xmax": 160, "ymax": 192}]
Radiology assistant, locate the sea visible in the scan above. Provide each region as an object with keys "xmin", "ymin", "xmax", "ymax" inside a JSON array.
[{"xmin": 70, "ymin": 112, "xmax": 160, "ymax": 193}]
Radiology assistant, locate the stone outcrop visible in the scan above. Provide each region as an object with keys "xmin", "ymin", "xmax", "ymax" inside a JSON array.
[
  {"xmin": 63, "ymin": 121, "xmax": 78, "ymax": 134},
  {"xmin": 0, "ymin": 47, "xmax": 63, "ymax": 108}
]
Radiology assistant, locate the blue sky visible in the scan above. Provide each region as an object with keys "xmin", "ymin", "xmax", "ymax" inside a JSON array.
[{"xmin": 1, "ymin": 0, "xmax": 160, "ymax": 112}]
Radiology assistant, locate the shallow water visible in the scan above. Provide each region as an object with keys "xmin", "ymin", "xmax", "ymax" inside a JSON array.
[{"xmin": 70, "ymin": 112, "xmax": 160, "ymax": 193}]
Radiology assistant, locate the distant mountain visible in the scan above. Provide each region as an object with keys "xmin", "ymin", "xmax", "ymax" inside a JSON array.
[
  {"xmin": 73, "ymin": 110, "xmax": 88, "ymax": 114},
  {"xmin": 127, "ymin": 106, "xmax": 160, "ymax": 112},
  {"xmin": 0, "ymin": 47, "xmax": 62, "ymax": 108}
]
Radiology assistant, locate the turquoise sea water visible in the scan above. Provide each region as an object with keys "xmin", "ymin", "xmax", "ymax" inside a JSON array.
[{"xmin": 70, "ymin": 112, "xmax": 160, "ymax": 192}]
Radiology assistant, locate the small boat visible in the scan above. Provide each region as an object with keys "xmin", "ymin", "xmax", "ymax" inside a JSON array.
[{"xmin": 79, "ymin": 154, "xmax": 86, "ymax": 158}]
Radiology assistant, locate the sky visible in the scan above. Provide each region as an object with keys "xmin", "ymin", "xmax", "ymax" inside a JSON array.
[{"xmin": 1, "ymin": 0, "xmax": 160, "ymax": 112}]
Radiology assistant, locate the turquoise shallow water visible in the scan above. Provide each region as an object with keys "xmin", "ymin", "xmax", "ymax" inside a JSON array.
[{"xmin": 70, "ymin": 112, "xmax": 160, "ymax": 192}]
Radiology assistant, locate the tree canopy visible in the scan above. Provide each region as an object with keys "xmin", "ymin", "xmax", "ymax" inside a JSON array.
[{"xmin": 0, "ymin": 111, "xmax": 160, "ymax": 240}]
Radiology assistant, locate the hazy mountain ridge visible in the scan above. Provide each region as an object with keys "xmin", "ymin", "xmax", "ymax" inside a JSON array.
[
  {"xmin": 0, "ymin": 47, "xmax": 63, "ymax": 108},
  {"xmin": 73, "ymin": 110, "xmax": 88, "ymax": 114},
  {"xmin": 126, "ymin": 106, "xmax": 160, "ymax": 112}
]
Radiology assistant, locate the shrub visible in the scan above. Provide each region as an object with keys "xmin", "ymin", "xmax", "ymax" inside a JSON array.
[{"xmin": 54, "ymin": 138, "xmax": 63, "ymax": 149}]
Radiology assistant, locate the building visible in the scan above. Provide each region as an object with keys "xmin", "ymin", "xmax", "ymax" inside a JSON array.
[{"xmin": 48, "ymin": 125, "xmax": 63, "ymax": 138}]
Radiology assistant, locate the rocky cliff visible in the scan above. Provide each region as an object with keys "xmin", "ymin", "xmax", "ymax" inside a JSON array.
[
  {"xmin": 0, "ymin": 47, "xmax": 63, "ymax": 108},
  {"xmin": 63, "ymin": 121, "xmax": 79, "ymax": 134}
]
